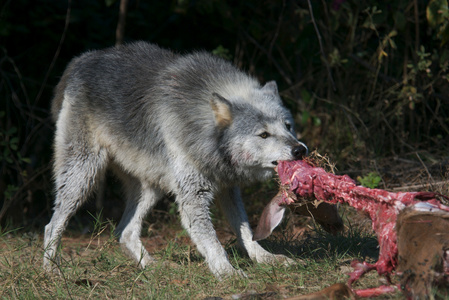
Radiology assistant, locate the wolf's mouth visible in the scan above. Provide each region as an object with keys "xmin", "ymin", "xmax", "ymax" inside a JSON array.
[{"xmin": 271, "ymin": 161, "xmax": 278, "ymax": 166}]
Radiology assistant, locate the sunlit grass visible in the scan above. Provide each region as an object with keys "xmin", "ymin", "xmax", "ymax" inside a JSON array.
[{"xmin": 0, "ymin": 209, "xmax": 407, "ymax": 299}]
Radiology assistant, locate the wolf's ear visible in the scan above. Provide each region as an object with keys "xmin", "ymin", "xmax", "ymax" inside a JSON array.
[
  {"xmin": 261, "ymin": 81, "xmax": 278, "ymax": 95},
  {"xmin": 211, "ymin": 93, "xmax": 233, "ymax": 128}
]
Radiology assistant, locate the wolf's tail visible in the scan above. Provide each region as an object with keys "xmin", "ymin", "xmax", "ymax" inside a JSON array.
[{"xmin": 51, "ymin": 61, "xmax": 76, "ymax": 122}]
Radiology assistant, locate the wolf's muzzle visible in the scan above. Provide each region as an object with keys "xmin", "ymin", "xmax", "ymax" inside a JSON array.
[{"xmin": 292, "ymin": 144, "xmax": 308, "ymax": 160}]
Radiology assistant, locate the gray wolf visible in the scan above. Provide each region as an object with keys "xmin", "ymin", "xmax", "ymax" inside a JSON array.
[{"xmin": 43, "ymin": 41, "xmax": 308, "ymax": 278}]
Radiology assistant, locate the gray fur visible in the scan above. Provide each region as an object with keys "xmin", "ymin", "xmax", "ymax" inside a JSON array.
[{"xmin": 44, "ymin": 42, "xmax": 308, "ymax": 278}]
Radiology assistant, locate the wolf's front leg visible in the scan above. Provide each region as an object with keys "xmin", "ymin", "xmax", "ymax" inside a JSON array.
[
  {"xmin": 218, "ymin": 187, "xmax": 294, "ymax": 265},
  {"xmin": 176, "ymin": 186, "xmax": 245, "ymax": 279}
]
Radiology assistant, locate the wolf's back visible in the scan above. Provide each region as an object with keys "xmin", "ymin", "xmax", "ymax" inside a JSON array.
[{"xmin": 50, "ymin": 42, "xmax": 177, "ymax": 122}]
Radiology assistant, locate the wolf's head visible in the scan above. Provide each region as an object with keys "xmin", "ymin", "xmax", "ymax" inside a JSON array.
[{"xmin": 211, "ymin": 81, "xmax": 308, "ymax": 182}]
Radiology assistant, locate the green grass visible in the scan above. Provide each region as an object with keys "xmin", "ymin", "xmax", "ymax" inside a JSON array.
[{"xmin": 0, "ymin": 211, "xmax": 406, "ymax": 299}]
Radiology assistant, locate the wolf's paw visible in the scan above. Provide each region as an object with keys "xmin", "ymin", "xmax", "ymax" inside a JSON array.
[
  {"xmin": 136, "ymin": 254, "xmax": 157, "ymax": 269},
  {"xmin": 232, "ymin": 268, "xmax": 248, "ymax": 279},
  {"xmin": 269, "ymin": 254, "xmax": 302, "ymax": 266},
  {"xmin": 246, "ymin": 241, "xmax": 305, "ymax": 267},
  {"xmin": 253, "ymin": 251, "xmax": 303, "ymax": 267},
  {"xmin": 210, "ymin": 261, "xmax": 247, "ymax": 280},
  {"xmin": 216, "ymin": 267, "xmax": 247, "ymax": 281},
  {"xmin": 43, "ymin": 259, "xmax": 62, "ymax": 275}
]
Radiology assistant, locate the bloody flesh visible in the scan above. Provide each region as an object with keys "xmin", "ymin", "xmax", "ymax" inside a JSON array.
[{"xmin": 275, "ymin": 160, "xmax": 449, "ymax": 287}]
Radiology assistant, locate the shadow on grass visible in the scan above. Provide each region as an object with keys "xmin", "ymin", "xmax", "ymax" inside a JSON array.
[{"xmin": 257, "ymin": 222, "xmax": 379, "ymax": 263}]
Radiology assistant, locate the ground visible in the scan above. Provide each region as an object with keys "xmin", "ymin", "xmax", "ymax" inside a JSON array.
[{"xmin": 1, "ymin": 154, "xmax": 448, "ymax": 299}]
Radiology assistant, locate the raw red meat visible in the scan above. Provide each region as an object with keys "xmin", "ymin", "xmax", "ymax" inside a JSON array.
[{"xmin": 257, "ymin": 160, "xmax": 449, "ymax": 298}]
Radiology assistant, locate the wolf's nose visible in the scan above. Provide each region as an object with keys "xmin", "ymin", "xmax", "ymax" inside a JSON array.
[{"xmin": 292, "ymin": 144, "xmax": 308, "ymax": 160}]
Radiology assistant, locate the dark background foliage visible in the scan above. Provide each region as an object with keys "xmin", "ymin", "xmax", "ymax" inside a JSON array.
[{"xmin": 1, "ymin": 0, "xmax": 448, "ymax": 228}]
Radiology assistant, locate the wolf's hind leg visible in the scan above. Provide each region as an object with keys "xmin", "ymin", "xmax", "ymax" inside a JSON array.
[
  {"xmin": 44, "ymin": 146, "xmax": 108, "ymax": 273},
  {"xmin": 217, "ymin": 187, "xmax": 295, "ymax": 265},
  {"xmin": 115, "ymin": 177, "xmax": 162, "ymax": 268}
]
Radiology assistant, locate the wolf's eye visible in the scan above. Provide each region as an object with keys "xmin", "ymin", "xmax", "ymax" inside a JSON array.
[
  {"xmin": 285, "ymin": 123, "xmax": 292, "ymax": 131},
  {"xmin": 259, "ymin": 132, "xmax": 270, "ymax": 139}
]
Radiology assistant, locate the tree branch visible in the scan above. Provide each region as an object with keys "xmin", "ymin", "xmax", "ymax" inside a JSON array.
[
  {"xmin": 307, "ymin": 0, "xmax": 336, "ymax": 91},
  {"xmin": 115, "ymin": 0, "xmax": 129, "ymax": 46}
]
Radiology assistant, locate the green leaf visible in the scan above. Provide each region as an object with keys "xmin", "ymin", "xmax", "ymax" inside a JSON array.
[
  {"xmin": 105, "ymin": 0, "xmax": 117, "ymax": 7},
  {"xmin": 300, "ymin": 89, "xmax": 312, "ymax": 103},
  {"xmin": 10, "ymin": 137, "xmax": 19, "ymax": 145},
  {"xmin": 212, "ymin": 45, "xmax": 232, "ymax": 60},
  {"xmin": 438, "ymin": 22, "xmax": 449, "ymax": 45},
  {"xmin": 301, "ymin": 110, "xmax": 310, "ymax": 125},
  {"xmin": 388, "ymin": 37, "xmax": 397, "ymax": 49},
  {"xmin": 440, "ymin": 49, "xmax": 449, "ymax": 66},
  {"xmin": 6, "ymin": 127, "xmax": 17, "ymax": 136},
  {"xmin": 4, "ymin": 185, "xmax": 18, "ymax": 199},
  {"xmin": 394, "ymin": 11, "xmax": 406, "ymax": 31},
  {"xmin": 357, "ymin": 172, "xmax": 381, "ymax": 188},
  {"xmin": 427, "ymin": 0, "xmax": 448, "ymax": 28},
  {"xmin": 21, "ymin": 157, "xmax": 31, "ymax": 164}
]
